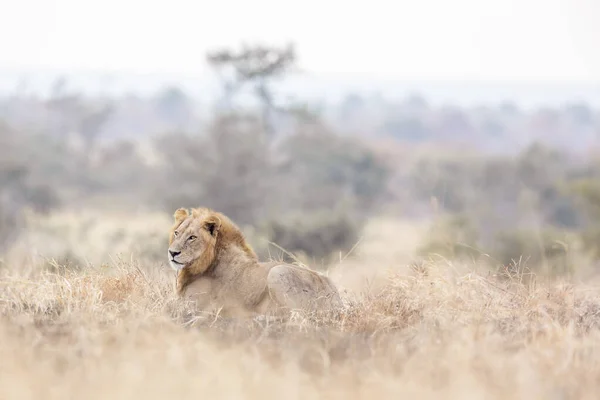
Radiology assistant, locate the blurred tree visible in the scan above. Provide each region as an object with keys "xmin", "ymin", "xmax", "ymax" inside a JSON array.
[
  {"xmin": 153, "ymin": 86, "xmax": 192, "ymax": 131},
  {"xmin": 339, "ymin": 93, "xmax": 365, "ymax": 121},
  {"xmin": 417, "ymin": 213, "xmax": 482, "ymax": 261},
  {"xmin": 499, "ymin": 101, "xmax": 521, "ymax": 118},
  {"xmin": 565, "ymin": 103, "xmax": 593, "ymax": 127},
  {"xmin": 516, "ymin": 142, "xmax": 565, "ymax": 190},
  {"xmin": 45, "ymin": 77, "xmax": 84, "ymax": 139},
  {"xmin": 276, "ymin": 125, "xmax": 390, "ymax": 215},
  {"xmin": 408, "ymin": 156, "xmax": 477, "ymax": 213},
  {"xmin": 567, "ymin": 178, "xmax": 600, "ymax": 259},
  {"xmin": 264, "ymin": 208, "xmax": 362, "ymax": 265},
  {"xmin": 78, "ymin": 103, "xmax": 114, "ymax": 152},
  {"xmin": 257, "ymin": 121, "xmax": 390, "ymax": 261},
  {"xmin": 404, "ymin": 93, "xmax": 429, "ymax": 112},
  {"xmin": 383, "ymin": 116, "xmax": 430, "ymax": 142},
  {"xmin": 46, "ymin": 79, "xmax": 114, "ymax": 153},
  {"xmin": 153, "ymin": 113, "xmax": 272, "ymax": 225},
  {"xmin": 435, "ymin": 107, "xmax": 474, "ymax": 140},
  {"xmin": 0, "ymin": 122, "xmax": 60, "ymax": 250},
  {"xmin": 206, "ymin": 42, "xmax": 297, "ymax": 141},
  {"xmin": 480, "ymin": 117, "xmax": 505, "ymax": 138},
  {"xmin": 491, "ymin": 228, "xmax": 574, "ymax": 276}
]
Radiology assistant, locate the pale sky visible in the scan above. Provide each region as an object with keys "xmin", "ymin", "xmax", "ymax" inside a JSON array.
[{"xmin": 0, "ymin": 0, "xmax": 599, "ymax": 82}]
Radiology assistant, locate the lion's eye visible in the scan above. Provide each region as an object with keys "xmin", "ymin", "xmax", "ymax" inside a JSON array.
[
  {"xmin": 173, "ymin": 231, "xmax": 179, "ymax": 237},
  {"xmin": 188, "ymin": 235, "xmax": 197, "ymax": 241}
]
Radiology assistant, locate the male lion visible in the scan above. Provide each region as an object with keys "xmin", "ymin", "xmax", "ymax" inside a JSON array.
[{"xmin": 167, "ymin": 207, "xmax": 343, "ymax": 317}]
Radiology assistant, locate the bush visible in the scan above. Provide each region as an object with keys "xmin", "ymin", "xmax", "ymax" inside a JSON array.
[
  {"xmin": 416, "ymin": 214, "xmax": 482, "ymax": 261},
  {"xmin": 491, "ymin": 228, "xmax": 576, "ymax": 276},
  {"xmin": 275, "ymin": 128, "xmax": 390, "ymax": 216},
  {"xmin": 262, "ymin": 208, "xmax": 361, "ymax": 265},
  {"xmin": 417, "ymin": 212, "xmax": 577, "ymax": 276}
]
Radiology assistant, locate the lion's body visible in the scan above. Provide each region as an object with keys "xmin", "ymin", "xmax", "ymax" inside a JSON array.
[{"xmin": 168, "ymin": 207, "xmax": 343, "ymax": 317}]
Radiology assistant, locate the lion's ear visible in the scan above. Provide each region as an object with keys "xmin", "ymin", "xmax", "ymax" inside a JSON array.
[
  {"xmin": 204, "ymin": 215, "xmax": 222, "ymax": 237},
  {"xmin": 173, "ymin": 208, "xmax": 189, "ymax": 223}
]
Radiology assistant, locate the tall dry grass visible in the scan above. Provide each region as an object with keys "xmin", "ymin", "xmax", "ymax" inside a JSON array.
[
  {"xmin": 1, "ymin": 257, "xmax": 600, "ymax": 399},
  {"xmin": 2, "ymin": 212, "xmax": 600, "ymax": 399}
]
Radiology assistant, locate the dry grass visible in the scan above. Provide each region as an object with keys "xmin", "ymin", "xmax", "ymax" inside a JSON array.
[
  {"xmin": 2, "ymin": 213, "xmax": 600, "ymax": 399},
  {"xmin": 5, "ymin": 208, "xmax": 172, "ymax": 269},
  {"xmin": 1, "ymin": 258, "xmax": 600, "ymax": 400}
]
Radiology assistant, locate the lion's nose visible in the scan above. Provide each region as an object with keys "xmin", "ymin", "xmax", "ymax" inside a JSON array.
[{"xmin": 169, "ymin": 250, "xmax": 181, "ymax": 258}]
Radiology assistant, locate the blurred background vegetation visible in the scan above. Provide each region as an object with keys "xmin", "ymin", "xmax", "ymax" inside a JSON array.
[{"xmin": 1, "ymin": 42, "xmax": 600, "ymax": 278}]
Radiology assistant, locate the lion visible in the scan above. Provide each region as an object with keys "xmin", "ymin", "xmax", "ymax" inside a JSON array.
[{"xmin": 167, "ymin": 207, "xmax": 343, "ymax": 317}]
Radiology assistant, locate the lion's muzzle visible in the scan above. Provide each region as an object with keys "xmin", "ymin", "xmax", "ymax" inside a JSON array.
[{"xmin": 168, "ymin": 249, "xmax": 185, "ymax": 271}]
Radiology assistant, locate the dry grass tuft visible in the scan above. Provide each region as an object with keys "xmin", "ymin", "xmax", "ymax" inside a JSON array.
[
  {"xmin": 1, "ymin": 257, "xmax": 600, "ymax": 399},
  {"xmin": 98, "ymin": 271, "xmax": 145, "ymax": 303}
]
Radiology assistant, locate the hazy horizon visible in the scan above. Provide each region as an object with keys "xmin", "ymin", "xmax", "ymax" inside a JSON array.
[
  {"xmin": 2, "ymin": 0, "xmax": 599, "ymax": 108},
  {"xmin": 2, "ymin": 68, "xmax": 600, "ymax": 111}
]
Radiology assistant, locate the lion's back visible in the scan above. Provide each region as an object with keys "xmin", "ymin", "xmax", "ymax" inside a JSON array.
[{"xmin": 265, "ymin": 262, "xmax": 343, "ymax": 310}]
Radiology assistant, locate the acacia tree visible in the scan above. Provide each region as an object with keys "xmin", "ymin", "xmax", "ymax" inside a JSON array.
[{"xmin": 205, "ymin": 42, "xmax": 297, "ymax": 142}]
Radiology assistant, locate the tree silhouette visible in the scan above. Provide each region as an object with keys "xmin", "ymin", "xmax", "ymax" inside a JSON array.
[{"xmin": 206, "ymin": 42, "xmax": 297, "ymax": 141}]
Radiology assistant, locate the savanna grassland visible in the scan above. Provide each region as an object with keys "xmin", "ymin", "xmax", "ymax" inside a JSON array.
[
  {"xmin": 3, "ymin": 46, "xmax": 600, "ymax": 398},
  {"xmin": 2, "ymin": 212, "xmax": 600, "ymax": 400}
]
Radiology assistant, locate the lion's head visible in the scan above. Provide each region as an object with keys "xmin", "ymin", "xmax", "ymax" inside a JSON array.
[{"xmin": 168, "ymin": 207, "xmax": 222, "ymax": 274}]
